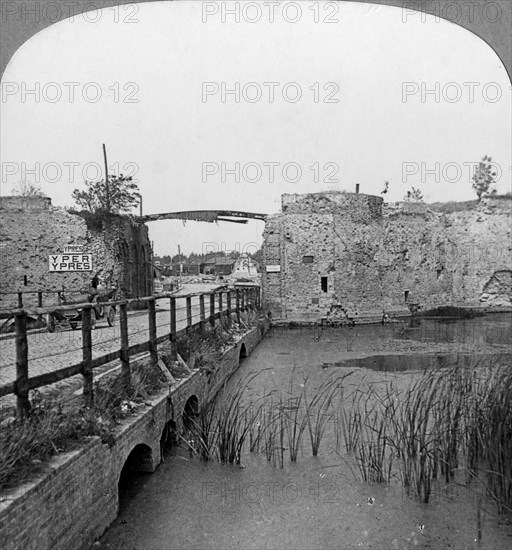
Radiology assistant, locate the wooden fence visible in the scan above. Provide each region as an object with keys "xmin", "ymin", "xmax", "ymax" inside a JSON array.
[{"xmin": 0, "ymin": 286, "xmax": 261, "ymax": 418}]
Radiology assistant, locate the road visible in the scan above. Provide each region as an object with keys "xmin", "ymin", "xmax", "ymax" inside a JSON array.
[{"xmin": 0, "ymin": 285, "xmax": 234, "ymax": 390}]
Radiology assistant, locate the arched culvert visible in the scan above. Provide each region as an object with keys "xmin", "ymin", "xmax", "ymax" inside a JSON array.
[
  {"xmin": 160, "ymin": 420, "xmax": 177, "ymax": 456},
  {"xmin": 182, "ymin": 395, "xmax": 199, "ymax": 432},
  {"xmin": 118, "ymin": 443, "xmax": 154, "ymax": 513},
  {"xmin": 239, "ymin": 343, "xmax": 248, "ymax": 364}
]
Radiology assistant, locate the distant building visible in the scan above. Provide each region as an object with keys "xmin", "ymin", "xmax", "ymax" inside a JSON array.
[
  {"xmin": 200, "ymin": 255, "xmax": 236, "ymax": 276},
  {"xmin": 232, "ymin": 254, "xmax": 259, "ymax": 278}
]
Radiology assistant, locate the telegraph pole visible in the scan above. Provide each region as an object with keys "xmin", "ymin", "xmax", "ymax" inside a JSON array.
[
  {"xmin": 178, "ymin": 244, "xmax": 183, "ymax": 290},
  {"xmin": 102, "ymin": 143, "xmax": 110, "ymax": 212}
]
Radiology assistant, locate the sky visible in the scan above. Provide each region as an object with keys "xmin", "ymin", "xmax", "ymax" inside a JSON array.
[{"xmin": 1, "ymin": 0, "xmax": 511, "ymax": 256}]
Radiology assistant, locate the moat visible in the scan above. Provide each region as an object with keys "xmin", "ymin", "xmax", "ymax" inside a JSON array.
[{"xmin": 100, "ymin": 314, "xmax": 512, "ymax": 550}]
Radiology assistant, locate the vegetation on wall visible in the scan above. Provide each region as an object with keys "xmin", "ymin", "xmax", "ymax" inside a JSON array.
[
  {"xmin": 71, "ymin": 174, "xmax": 141, "ymax": 215},
  {"xmin": 403, "ymin": 186, "xmax": 424, "ymax": 202},
  {"xmin": 11, "ymin": 182, "xmax": 47, "ymax": 197},
  {"xmin": 472, "ymin": 156, "xmax": 497, "ymax": 201}
]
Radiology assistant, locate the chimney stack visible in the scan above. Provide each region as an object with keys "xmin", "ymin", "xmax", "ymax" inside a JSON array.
[{"xmin": 355, "ymin": 183, "xmax": 360, "ymax": 194}]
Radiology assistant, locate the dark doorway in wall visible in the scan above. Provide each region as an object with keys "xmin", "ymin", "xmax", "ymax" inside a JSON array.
[
  {"xmin": 404, "ymin": 290, "xmax": 410, "ymax": 302},
  {"xmin": 321, "ymin": 277, "xmax": 328, "ymax": 293}
]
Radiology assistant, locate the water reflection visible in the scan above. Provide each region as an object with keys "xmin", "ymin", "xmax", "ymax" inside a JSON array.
[{"xmin": 265, "ymin": 313, "xmax": 512, "ymax": 347}]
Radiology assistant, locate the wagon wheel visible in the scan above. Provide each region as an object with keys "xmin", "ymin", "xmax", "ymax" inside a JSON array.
[{"xmin": 107, "ymin": 306, "xmax": 116, "ymax": 327}]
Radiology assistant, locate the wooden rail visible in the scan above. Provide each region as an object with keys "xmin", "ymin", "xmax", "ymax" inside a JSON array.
[{"xmin": 0, "ymin": 286, "xmax": 260, "ymax": 417}]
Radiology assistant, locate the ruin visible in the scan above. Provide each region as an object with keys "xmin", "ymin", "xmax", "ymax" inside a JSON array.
[
  {"xmin": 262, "ymin": 192, "xmax": 512, "ymax": 323},
  {"xmin": 0, "ymin": 196, "xmax": 152, "ymax": 307}
]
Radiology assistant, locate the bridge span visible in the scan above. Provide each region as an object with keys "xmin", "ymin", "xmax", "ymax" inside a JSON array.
[{"xmin": 137, "ymin": 210, "xmax": 267, "ymax": 224}]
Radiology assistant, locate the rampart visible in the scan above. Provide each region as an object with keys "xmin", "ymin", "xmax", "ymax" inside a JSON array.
[
  {"xmin": 0, "ymin": 196, "xmax": 151, "ymax": 307},
  {"xmin": 262, "ymin": 193, "xmax": 512, "ymax": 322}
]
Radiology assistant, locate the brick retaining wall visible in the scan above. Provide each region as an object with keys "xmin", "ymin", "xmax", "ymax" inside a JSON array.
[{"xmin": 0, "ymin": 323, "xmax": 268, "ymax": 550}]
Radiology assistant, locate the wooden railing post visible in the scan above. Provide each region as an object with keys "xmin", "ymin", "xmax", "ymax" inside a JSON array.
[
  {"xmin": 209, "ymin": 292, "xmax": 215, "ymax": 327},
  {"xmin": 81, "ymin": 306, "xmax": 93, "ymax": 408},
  {"xmin": 186, "ymin": 296, "xmax": 192, "ymax": 332},
  {"xmin": 148, "ymin": 297, "xmax": 158, "ymax": 366},
  {"xmin": 236, "ymin": 289, "xmax": 240, "ymax": 324},
  {"xmin": 241, "ymin": 288, "xmax": 246, "ymax": 311},
  {"xmin": 199, "ymin": 294, "xmax": 205, "ymax": 331},
  {"xmin": 120, "ymin": 302, "xmax": 130, "ymax": 390},
  {"xmin": 170, "ymin": 296, "xmax": 177, "ymax": 358},
  {"xmin": 218, "ymin": 292, "xmax": 223, "ymax": 327},
  {"xmin": 14, "ymin": 311, "xmax": 30, "ymax": 418},
  {"xmin": 226, "ymin": 291, "xmax": 232, "ymax": 326}
]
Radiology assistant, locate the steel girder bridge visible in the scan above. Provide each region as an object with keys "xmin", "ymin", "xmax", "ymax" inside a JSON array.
[{"xmin": 137, "ymin": 210, "xmax": 267, "ymax": 225}]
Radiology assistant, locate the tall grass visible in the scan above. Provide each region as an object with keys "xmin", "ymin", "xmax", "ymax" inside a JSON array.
[
  {"xmin": 338, "ymin": 358, "xmax": 512, "ymax": 515},
  {"xmin": 182, "ymin": 357, "xmax": 511, "ymax": 519}
]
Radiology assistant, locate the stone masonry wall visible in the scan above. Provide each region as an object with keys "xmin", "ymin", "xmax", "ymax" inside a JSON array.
[
  {"xmin": 0, "ymin": 197, "xmax": 151, "ymax": 308},
  {"xmin": 262, "ymin": 193, "xmax": 512, "ymax": 322}
]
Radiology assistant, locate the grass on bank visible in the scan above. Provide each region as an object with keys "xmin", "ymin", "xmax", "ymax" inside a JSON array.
[{"xmin": 0, "ymin": 364, "xmax": 167, "ymax": 491}]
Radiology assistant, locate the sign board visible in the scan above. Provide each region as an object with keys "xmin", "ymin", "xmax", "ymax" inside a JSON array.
[
  {"xmin": 266, "ymin": 264, "xmax": 281, "ymax": 273},
  {"xmin": 49, "ymin": 254, "xmax": 93, "ymax": 272},
  {"xmin": 63, "ymin": 245, "xmax": 85, "ymax": 254}
]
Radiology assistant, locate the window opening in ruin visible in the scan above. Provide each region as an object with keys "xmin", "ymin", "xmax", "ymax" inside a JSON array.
[
  {"xmin": 321, "ymin": 277, "xmax": 328, "ymax": 292},
  {"xmin": 437, "ymin": 269, "xmax": 443, "ymax": 280},
  {"xmin": 23, "ymin": 275, "xmax": 28, "ymax": 286},
  {"xmin": 302, "ymin": 255, "xmax": 314, "ymax": 264},
  {"xmin": 404, "ymin": 290, "xmax": 410, "ymax": 302}
]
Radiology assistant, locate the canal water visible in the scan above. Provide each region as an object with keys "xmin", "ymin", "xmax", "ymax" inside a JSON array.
[{"xmin": 99, "ymin": 314, "xmax": 512, "ymax": 550}]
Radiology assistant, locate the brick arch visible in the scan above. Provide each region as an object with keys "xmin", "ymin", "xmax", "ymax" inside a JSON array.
[
  {"xmin": 119, "ymin": 442, "xmax": 156, "ymax": 476},
  {"xmin": 0, "ymin": 1, "xmax": 510, "ymax": 83},
  {"xmin": 239, "ymin": 343, "xmax": 248, "ymax": 361},
  {"xmin": 182, "ymin": 395, "xmax": 199, "ymax": 431},
  {"xmin": 480, "ymin": 270, "xmax": 512, "ymax": 306}
]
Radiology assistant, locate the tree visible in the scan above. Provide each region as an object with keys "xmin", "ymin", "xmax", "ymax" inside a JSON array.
[
  {"xmin": 71, "ymin": 174, "xmax": 141, "ymax": 214},
  {"xmin": 472, "ymin": 155, "xmax": 497, "ymax": 200},
  {"xmin": 12, "ymin": 182, "xmax": 46, "ymax": 197},
  {"xmin": 403, "ymin": 187, "xmax": 423, "ymax": 202},
  {"xmin": 249, "ymin": 248, "xmax": 262, "ymax": 264}
]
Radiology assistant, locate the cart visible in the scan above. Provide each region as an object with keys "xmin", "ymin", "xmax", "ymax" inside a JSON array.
[{"xmin": 46, "ymin": 288, "xmax": 118, "ymax": 332}]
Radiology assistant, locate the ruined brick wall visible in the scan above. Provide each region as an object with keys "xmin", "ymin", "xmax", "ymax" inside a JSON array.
[
  {"xmin": 0, "ymin": 197, "xmax": 152, "ymax": 308},
  {"xmin": 262, "ymin": 193, "xmax": 512, "ymax": 322}
]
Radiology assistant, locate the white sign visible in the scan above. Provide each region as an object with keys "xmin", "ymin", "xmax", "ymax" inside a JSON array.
[
  {"xmin": 49, "ymin": 254, "xmax": 93, "ymax": 272},
  {"xmin": 266, "ymin": 264, "xmax": 281, "ymax": 273},
  {"xmin": 63, "ymin": 245, "xmax": 85, "ymax": 254}
]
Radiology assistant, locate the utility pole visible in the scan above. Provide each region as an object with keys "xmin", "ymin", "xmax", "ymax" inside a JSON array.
[
  {"xmin": 178, "ymin": 244, "xmax": 183, "ymax": 290},
  {"xmin": 102, "ymin": 143, "xmax": 110, "ymax": 212}
]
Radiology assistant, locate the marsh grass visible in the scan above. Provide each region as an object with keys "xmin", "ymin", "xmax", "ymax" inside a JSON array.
[
  {"xmin": 340, "ymin": 358, "xmax": 512, "ymax": 516},
  {"xmin": 182, "ymin": 357, "xmax": 511, "ymax": 521}
]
